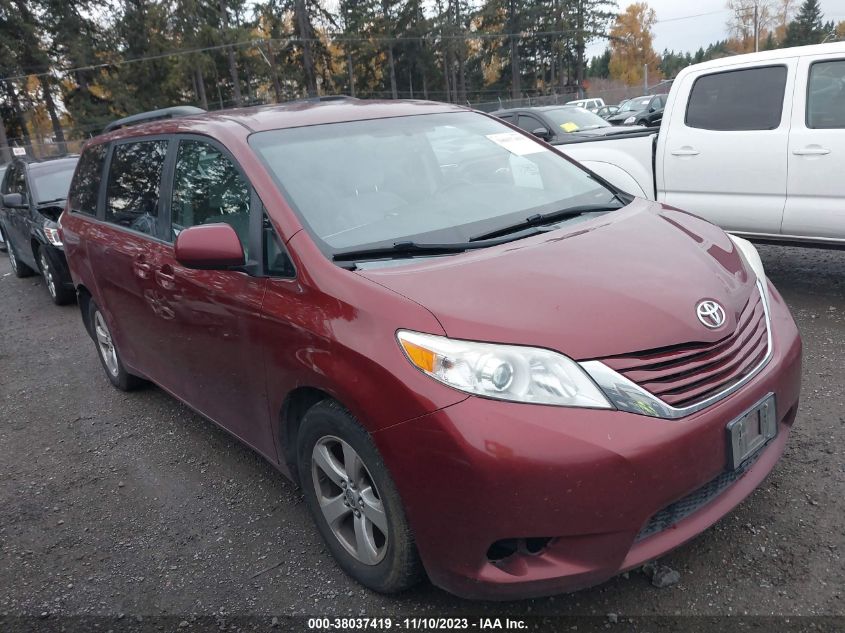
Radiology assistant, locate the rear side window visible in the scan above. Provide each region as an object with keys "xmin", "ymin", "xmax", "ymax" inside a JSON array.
[
  {"xmin": 170, "ymin": 139, "xmax": 251, "ymax": 252},
  {"xmin": 69, "ymin": 144, "xmax": 107, "ymax": 215},
  {"xmin": 105, "ymin": 140, "xmax": 168, "ymax": 237},
  {"xmin": 686, "ymin": 66, "xmax": 787, "ymax": 131},
  {"xmin": 807, "ymin": 60, "xmax": 845, "ymax": 129}
]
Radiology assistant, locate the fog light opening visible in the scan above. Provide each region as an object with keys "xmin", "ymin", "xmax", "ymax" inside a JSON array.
[
  {"xmin": 487, "ymin": 537, "xmax": 553, "ymax": 563},
  {"xmin": 487, "ymin": 539, "xmax": 519, "ymax": 562},
  {"xmin": 523, "ymin": 537, "xmax": 553, "ymax": 555}
]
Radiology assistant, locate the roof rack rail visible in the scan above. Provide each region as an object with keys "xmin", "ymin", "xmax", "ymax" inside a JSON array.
[
  {"xmin": 103, "ymin": 106, "xmax": 206, "ymax": 134},
  {"xmin": 292, "ymin": 95, "xmax": 357, "ymax": 104}
]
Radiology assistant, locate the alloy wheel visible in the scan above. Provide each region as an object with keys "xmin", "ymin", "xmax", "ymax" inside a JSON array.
[
  {"xmin": 312, "ymin": 436, "xmax": 388, "ymax": 565},
  {"xmin": 40, "ymin": 252, "xmax": 56, "ymax": 298},
  {"xmin": 94, "ymin": 311, "xmax": 119, "ymax": 377}
]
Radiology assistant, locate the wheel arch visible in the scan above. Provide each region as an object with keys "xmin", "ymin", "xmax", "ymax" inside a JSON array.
[
  {"xmin": 76, "ymin": 284, "xmax": 94, "ymax": 338},
  {"xmin": 279, "ymin": 385, "xmax": 334, "ymax": 484}
]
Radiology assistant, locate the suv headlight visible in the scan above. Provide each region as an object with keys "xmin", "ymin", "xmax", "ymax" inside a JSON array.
[
  {"xmin": 397, "ymin": 330, "xmax": 612, "ymax": 409},
  {"xmin": 624, "ymin": 115, "xmax": 636, "ymax": 124},
  {"xmin": 729, "ymin": 234, "xmax": 770, "ymax": 306},
  {"xmin": 44, "ymin": 224, "xmax": 63, "ymax": 247}
]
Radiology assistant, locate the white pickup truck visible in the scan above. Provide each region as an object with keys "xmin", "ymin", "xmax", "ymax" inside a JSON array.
[{"xmin": 562, "ymin": 43, "xmax": 845, "ymax": 248}]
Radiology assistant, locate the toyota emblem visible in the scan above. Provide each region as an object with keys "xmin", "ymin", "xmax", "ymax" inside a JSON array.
[{"xmin": 696, "ymin": 300, "xmax": 726, "ymax": 329}]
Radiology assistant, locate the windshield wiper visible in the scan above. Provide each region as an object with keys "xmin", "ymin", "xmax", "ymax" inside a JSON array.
[
  {"xmin": 469, "ymin": 202, "xmax": 624, "ymax": 242},
  {"xmin": 332, "ymin": 233, "xmax": 544, "ymax": 265},
  {"xmin": 36, "ymin": 198, "xmax": 66, "ymax": 206}
]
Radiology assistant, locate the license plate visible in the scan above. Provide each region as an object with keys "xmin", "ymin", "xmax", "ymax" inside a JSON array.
[{"xmin": 726, "ymin": 393, "xmax": 777, "ymax": 470}]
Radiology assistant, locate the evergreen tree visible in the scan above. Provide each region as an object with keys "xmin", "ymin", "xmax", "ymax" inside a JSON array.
[{"xmin": 784, "ymin": 0, "xmax": 825, "ymax": 46}]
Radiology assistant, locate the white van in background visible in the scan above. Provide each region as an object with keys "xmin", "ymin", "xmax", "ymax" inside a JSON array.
[{"xmin": 560, "ymin": 43, "xmax": 845, "ymax": 248}]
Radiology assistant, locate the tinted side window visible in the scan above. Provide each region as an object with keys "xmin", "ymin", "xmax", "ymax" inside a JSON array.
[
  {"xmin": 808, "ymin": 60, "xmax": 845, "ymax": 129},
  {"xmin": 263, "ymin": 215, "xmax": 295, "ymax": 277},
  {"xmin": 517, "ymin": 114, "xmax": 545, "ymax": 133},
  {"xmin": 69, "ymin": 144, "xmax": 107, "ymax": 215},
  {"xmin": 105, "ymin": 140, "xmax": 168, "ymax": 236},
  {"xmin": 170, "ymin": 140, "xmax": 251, "ymax": 252},
  {"xmin": 686, "ymin": 66, "xmax": 787, "ymax": 131}
]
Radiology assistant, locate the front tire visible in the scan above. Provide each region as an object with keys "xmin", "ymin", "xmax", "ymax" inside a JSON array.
[
  {"xmin": 297, "ymin": 400, "xmax": 423, "ymax": 593},
  {"xmin": 88, "ymin": 300, "xmax": 146, "ymax": 391},
  {"xmin": 38, "ymin": 246, "xmax": 75, "ymax": 305}
]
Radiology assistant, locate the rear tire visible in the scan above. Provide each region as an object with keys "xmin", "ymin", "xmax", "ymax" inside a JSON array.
[
  {"xmin": 38, "ymin": 246, "xmax": 75, "ymax": 306},
  {"xmin": 7, "ymin": 241, "xmax": 34, "ymax": 278},
  {"xmin": 297, "ymin": 400, "xmax": 423, "ymax": 594},
  {"xmin": 88, "ymin": 300, "xmax": 146, "ymax": 391}
]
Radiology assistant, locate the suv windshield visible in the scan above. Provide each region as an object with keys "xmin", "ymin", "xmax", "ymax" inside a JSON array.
[
  {"xmin": 620, "ymin": 97, "xmax": 651, "ymax": 112},
  {"xmin": 543, "ymin": 107, "xmax": 610, "ymax": 131},
  {"xmin": 250, "ymin": 111, "xmax": 619, "ymax": 253},
  {"xmin": 30, "ymin": 160, "xmax": 78, "ymax": 204}
]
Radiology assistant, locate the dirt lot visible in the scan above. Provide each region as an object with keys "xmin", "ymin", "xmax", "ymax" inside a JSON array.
[{"xmin": 0, "ymin": 244, "xmax": 843, "ymax": 628}]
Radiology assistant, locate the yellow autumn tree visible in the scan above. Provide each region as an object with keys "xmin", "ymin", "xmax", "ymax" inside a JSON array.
[{"xmin": 609, "ymin": 2, "xmax": 662, "ymax": 87}]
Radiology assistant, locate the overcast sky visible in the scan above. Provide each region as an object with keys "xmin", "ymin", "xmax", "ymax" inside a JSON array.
[{"xmin": 586, "ymin": 0, "xmax": 845, "ymax": 58}]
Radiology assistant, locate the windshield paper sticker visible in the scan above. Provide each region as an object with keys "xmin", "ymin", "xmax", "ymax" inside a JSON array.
[
  {"xmin": 486, "ymin": 132, "xmax": 548, "ymax": 156},
  {"xmin": 560, "ymin": 122, "xmax": 579, "ymax": 133}
]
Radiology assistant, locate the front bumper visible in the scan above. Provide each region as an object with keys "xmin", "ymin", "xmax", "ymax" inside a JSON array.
[{"xmin": 373, "ymin": 283, "xmax": 802, "ymax": 600}]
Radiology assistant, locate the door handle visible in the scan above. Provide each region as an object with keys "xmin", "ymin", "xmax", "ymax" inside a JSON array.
[
  {"xmin": 792, "ymin": 146, "xmax": 830, "ymax": 156},
  {"xmin": 155, "ymin": 265, "xmax": 176, "ymax": 290},
  {"xmin": 133, "ymin": 256, "xmax": 151, "ymax": 279},
  {"xmin": 670, "ymin": 147, "xmax": 700, "ymax": 156}
]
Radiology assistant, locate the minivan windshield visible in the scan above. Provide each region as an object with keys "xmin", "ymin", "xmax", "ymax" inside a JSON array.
[{"xmin": 250, "ymin": 111, "xmax": 620, "ymax": 254}]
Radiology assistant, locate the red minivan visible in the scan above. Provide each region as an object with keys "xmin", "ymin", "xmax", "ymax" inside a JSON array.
[{"xmin": 60, "ymin": 99, "xmax": 802, "ymax": 600}]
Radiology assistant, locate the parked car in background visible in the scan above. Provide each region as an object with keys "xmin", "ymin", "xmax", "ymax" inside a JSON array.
[
  {"xmin": 596, "ymin": 104, "xmax": 620, "ymax": 119},
  {"xmin": 0, "ymin": 156, "xmax": 78, "ymax": 304},
  {"xmin": 561, "ymin": 42, "xmax": 845, "ymax": 248},
  {"xmin": 61, "ymin": 99, "xmax": 801, "ymax": 600},
  {"xmin": 493, "ymin": 106, "xmax": 647, "ymax": 143},
  {"xmin": 0, "ymin": 164, "xmax": 6, "ymax": 252},
  {"xmin": 565, "ymin": 97, "xmax": 605, "ymax": 112},
  {"xmin": 605, "ymin": 94, "xmax": 667, "ymax": 126}
]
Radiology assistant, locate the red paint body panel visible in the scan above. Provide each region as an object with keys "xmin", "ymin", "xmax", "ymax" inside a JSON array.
[
  {"xmin": 358, "ymin": 202, "xmax": 754, "ymax": 359},
  {"xmin": 373, "ymin": 283, "xmax": 801, "ymax": 599},
  {"xmin": 60, "ymin": 101, "xmax": 804, "ymax": 600},
  {"xmin": 174, "ymin": 224, "xmax": 245, "ymax": 269}
]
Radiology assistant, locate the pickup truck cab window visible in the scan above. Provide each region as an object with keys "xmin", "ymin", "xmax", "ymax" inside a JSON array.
[
  {"xmin": 105, "ymin": 140, "xmax": 168, "ymax": 237},
  {"xmin": 807, "ymin": 59, "xmax": 845, "ymax": 129},
  {"xmin": 685, "ymin": 65, "xmax": 787, "ymax": 131}
]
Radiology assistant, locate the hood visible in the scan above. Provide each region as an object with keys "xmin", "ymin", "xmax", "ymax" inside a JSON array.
[
  {"xmin": 358, "ymin": 199, "xmax": 755, "ymax": 360},
  {"xmin": 606, "ymin": 111, "xmax": 640, "ymax": 123},
  {"xmin": 557, "ymin": 125, "xmax": 648, "ymax": 141}
]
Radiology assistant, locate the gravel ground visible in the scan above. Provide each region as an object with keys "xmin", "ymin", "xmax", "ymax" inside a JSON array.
[{"xmin": 0, "ymin": 244, "xmax": 843, "ymax": 626}]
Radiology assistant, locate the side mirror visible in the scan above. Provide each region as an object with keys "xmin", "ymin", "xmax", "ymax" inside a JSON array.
[
  {"xmin": 174, "ymin": 223, "xmax": 245, "ymax": 270},
  {"xmin": 2, "ymin": 193, "xmax": 26, "ymax": 208},
  {"xmin": 531, "ymin": 127, "xmax": 551, "ymax": 139}
]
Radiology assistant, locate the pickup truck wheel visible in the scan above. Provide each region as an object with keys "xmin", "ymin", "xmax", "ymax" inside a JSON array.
[
  {"xmin": 38, "ymin": 246, "xmax": 75, "ymax": 306},
  {"xmin": 297, "ymin": 400, "xmax": 424, "ymax": 593},
  {"xmin": 88, "ymin": 300, "xmax": 147, "ymax": 391},
  {"xmin": 7, "ymin": 241, "xmax": 34, "ymax": 278}
]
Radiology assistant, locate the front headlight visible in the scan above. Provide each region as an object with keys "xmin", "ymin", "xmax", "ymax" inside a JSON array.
[
  {"xmin": 44, "ymin": 225, "xmax": 63, "ymax": 247},
  {"xmin": 729, "ymin": 234, "xmax": 770, "ymax": 306},
  {"xmin": 397, "ymin": 330, "xmax": 612, "ymax": 409},
  {"xmin": 623, "ymin": 116, "xmax": 636, "ymax": 124}
]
